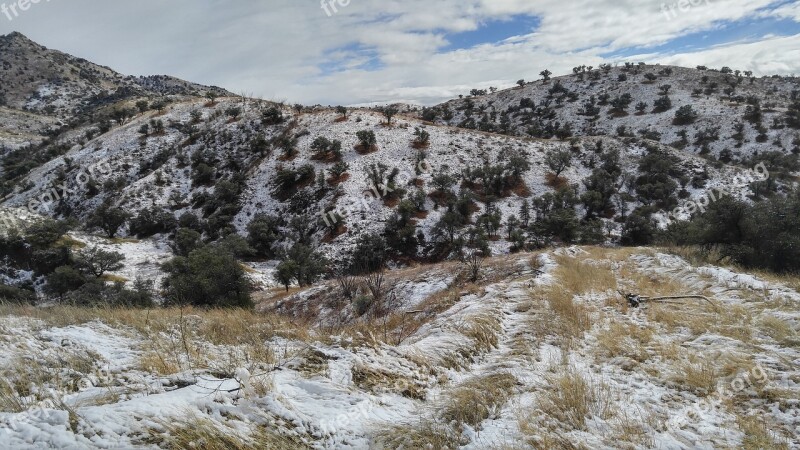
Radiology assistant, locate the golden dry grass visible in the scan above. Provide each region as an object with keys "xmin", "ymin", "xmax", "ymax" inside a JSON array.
[
  {"xmin": 351, "ymin": 364, "xmax": 426, "ymax": 400},
  {"xmin": 0, "ymin": 306, "xmax": 303, "ymax": 380},
  {"xmin": 674, "ymin": 358, "xmax": 718, "ymax": 397},
  {"xmin": 530, "ymin": 285, "xmax": 592, "ymax": 348},
  {"xmin": 552, "ymin": 254, "xmax": 617, "ymax": 296},
  {"xmin": 737, "ymin": 415, "xmax": 790, "ymax": 450},
  {"xmin": 537, "ymin": 368, "xmax": 615, "ymax": 431},
  {"xmin": 616, "ymin": 264, "xmax": 687, "ymax": 299},
  {"xmin": 595, "ymin": 321, "xmax": 653, "ymax": 364},
  {"xmin": 609, "ymin": 410, "xmax": 657, "ymax": 449},
  {"xmin": 758, "ymin": 315, "xmax": 796, "ymax": 344},
  {"xmin": 439, "ymin": 373, "xmax": 518, "ymax": 428},
  {"xmin": 143, "ymin": 414, "xmax": 309, "ymax": 450},
  {"xmin": 374, "ymin": 420, "xmax": 461, "ymax": 450}
]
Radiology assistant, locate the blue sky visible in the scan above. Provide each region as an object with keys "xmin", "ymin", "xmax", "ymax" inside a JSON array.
[
  {"xmin": 2, "ymin": 0, "xmax": 799, "ymax": 105},
  {"xmin": 440, "ymin": 16, "xmax": 541, "ymax": 52}
]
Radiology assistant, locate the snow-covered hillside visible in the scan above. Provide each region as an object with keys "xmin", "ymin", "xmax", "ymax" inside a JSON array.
[
  {"xmin": 1, "ymin": 248, "xmax": 797, "ymax": 449},
  {"xmin": 428, "ymin": 65, "xmax": 800, "ymax": 159},
  {"xmin": 1, "ymin": 95, "xmax": 764, "ymax": 267}
]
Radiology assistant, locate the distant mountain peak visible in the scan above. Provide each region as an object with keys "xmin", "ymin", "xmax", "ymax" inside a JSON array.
[{"xmin": 1, "ymin": 31, "xmax": 37, "ymax": 45}]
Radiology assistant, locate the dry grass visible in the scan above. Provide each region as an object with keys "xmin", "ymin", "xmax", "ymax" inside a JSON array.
[
  {"xmin": 737, "ymin": 415, "xmax": 789, "ymax": 450},
  {"xmin": 56, "ymin": 235, "xmax": 87, "ymax": 249},
  {"xmin": 517, "ymin": 412, "xmax": 587, "ymax": 450},
  {"xmin": 374, "ymin": 420, "xmax": 461, "ymax": 450},
  {"xmin": 100, "ymin": 274, "xmax": 129, "ymax": 283},
  {"xmin": 537, "ymin": 368, "xmax": 615, "ymax": 431},
  {"xmin": 296, "ymin": 348, "xmax": 334, "ymax": 377},
  {"xmin": 439, "ymin": 373, "xmax": 518, "ymax": 428},
  {"xmin": 758, "ymin": 315, "xmax": 796, "ymax": 344},
  {"xmin": 663, "ymin": 245, "xmax": 800, "ymax": 296},
  {"xmin": 610, "ymin": 410, "xmax": 656, "ymax": 449},
  {"xmin": 595, "ymin": 321, "xmax": 653, "ymax": 364},
  {"xmin": 460, "ymin": 313, "xmax": 502, "ymax": 356},
  {"xmin": 674, "ymin": 358, "xmax": 718, "ymax": 397},
  {"xmin": 0, "ymin": 306, "xmax": 304, "ymax": 380},
  {"xmin": 532, "ymin": 285, "xmax": 592, "ymax": 348},
  {"xmin": 552, "ymin": 255, "xmax": 617, "ymax": 296},
  {"xmin": 351, "ymin": 364, "xmax": 426, "ymax": 400},
  {"xmin": 0, "ymin": 378, "xmax": 31, "ymax": 413},
  {"xmin": 646, "ymin": 303, "xmax": 717, "ymax": 337},
  {"xmin": 143, "ymin": 414, "xmax": 309, "ymax": 450},
  {"xmin": 0, "ymin": 305, "xmax": 310, "ymax": 344},
  {"xmin": 616, "ymin": 264, "xmax": 687, "ymax": 299}
]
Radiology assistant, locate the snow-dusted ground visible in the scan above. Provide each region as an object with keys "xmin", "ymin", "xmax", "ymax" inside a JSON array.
[{"xmin": 1, "ymin": 248, "xmax": 797, "ymax": 449}]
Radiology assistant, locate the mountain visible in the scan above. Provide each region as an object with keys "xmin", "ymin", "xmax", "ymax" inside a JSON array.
[
  {"xmin": 1, "ymin": 35, "xmax": 798, "ymax": 279},
  {"xmin": 0, "ymin": 33, "xmax": 799, "ymax": 450},
  {"xmin": 0, "ymin": 32, "xmax": 230, "ymax": 150}
]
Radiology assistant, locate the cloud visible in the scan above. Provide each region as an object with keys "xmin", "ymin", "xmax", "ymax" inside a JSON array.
[
  {"xmin": 2, "ymin": 0, "xmax": 797, "ymax": 105},
  {"xmin": 650, "ymin": 33, "xmax": 800, "ymax": 74}
]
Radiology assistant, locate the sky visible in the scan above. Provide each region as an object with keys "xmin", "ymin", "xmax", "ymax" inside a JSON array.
[{"xmin": 1, "ymin": 0, "xmax": 799, "ymax": 106}]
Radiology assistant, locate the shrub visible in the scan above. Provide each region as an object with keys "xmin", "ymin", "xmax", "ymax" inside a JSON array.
[
  {"xmin": 262, "ymin": 107, "xmax": 284, "ymax": 125},
  {"xmin": 310, "ymin": 136, "xmax": 342, "ymax": 161},
  {"xmin": 328, "ymin": 161, "xmax": 349, "ymax": 180},
  {"xmin": 665, "ymin": 192, "xmax": 800, "ymax": 273},
  {"xmin": 74, "ymin": 247, "xmax": 125, "ymax": 278},
  {"xmin": 634, "ymin": 149, "xmax": 682, "ymax": 209},
  {"xmin": 178, "ymin": 212, "xmax": 203, "ymax": 231},
  {"xmin": 274, "ymin": 244, "xmax": 328, "ymax": 289},
  {"xmin": 88, "ymin": 203, "xmax": 130, "ymax": 238},
  {"xmin": 545, "ymin": 148, "xmax": 573, "ymax": 178},
  {"xmin": 129, "ymin": 206, "xmax": 177, "ymax": 237},
  {"xmin": 0, "ymin": 284, "xmax": 35, "ymax": 304},
  {"xmin": 621, "ymin": 209, "xmax": 656, "ymax": 245},
  {"xmin": 674, "ymin": 105, "xmax": 699, "ymax": 125},
  {"xmin": 161, "ymin": 245, "xmax": 252, "ymax": 308},
  {"xmin": 381, "ymin": 106, "xmax": 399, "ymax": 125},
  {"xmin": 653, "ymin": 96, "xmax": 672, "ymax": 112},
  {"xmin": 172, "ymin": 228, "xmax": 202, "ymax": 257},
  {"xmin": 356, "ymin": 130, "xmax": 377, "ymax": 151},
  {"xmin": 192, "ymin": 163, "xmax": 215, "ymax": 185},
  {"xmin": 350, "ymin": 233, "xmax": 388, "ymax": 274},
  {"xmin": 247, "ymin": 214, "xmax": 281, "ymax": 257},
  {"xmin": 44, "ymin": 266, "xmax": 87, "ymax": 301},
  {"xmin": 412, "ymin": 128, "xmax": 430, "ymax": 148}
]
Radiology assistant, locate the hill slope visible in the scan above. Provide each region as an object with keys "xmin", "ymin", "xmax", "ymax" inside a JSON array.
[
  {"xmin": 426, "ymin": 64, "xmax": 800, "ymax": 160},
  {"xmin": 0, "ymin": 247, "xmax": 798, "ymax": 448}
]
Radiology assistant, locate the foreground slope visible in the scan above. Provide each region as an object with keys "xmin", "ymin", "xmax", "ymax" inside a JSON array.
[{"xmin": 0, "ymin": 248, "xmax": 797, "ymax": 448}]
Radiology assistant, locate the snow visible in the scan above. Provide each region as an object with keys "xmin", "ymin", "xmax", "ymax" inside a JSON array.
[{"xmin": 1, "ymin": 240, "xmax": 799, "ymax": 448}]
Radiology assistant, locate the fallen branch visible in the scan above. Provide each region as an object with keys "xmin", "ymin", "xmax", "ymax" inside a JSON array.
[{"xmin": 620, "ymin": 291, "xmax": 718, "ymax": 309}]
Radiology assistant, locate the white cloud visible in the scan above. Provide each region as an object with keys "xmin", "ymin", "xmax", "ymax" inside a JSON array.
[
  {"xmin": 3, "ymin": 0, "xmax": 797, "ymax": 105},
  {"xmin": 650, "ymin": 33, "xmax": 800, "ymax": 75}
]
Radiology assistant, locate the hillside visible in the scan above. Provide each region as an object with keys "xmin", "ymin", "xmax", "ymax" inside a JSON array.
[
  {"xmin": 1, "ymin": 36, "xmax": 798, "ymax": 291},
  {"xmin": 0, "ymin": 31, "xmax": 230, "ymax": 181},
  {"xmin": 1, "ymin": 247, "xmax": 798, "ymax": 448},
  {"xmin": 0, "ymin": 97, "xmax": 761, "ymax": 269},
  {"xmin": 426, "ymin": 64, "xmax": 800, "ymax": 160}
]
